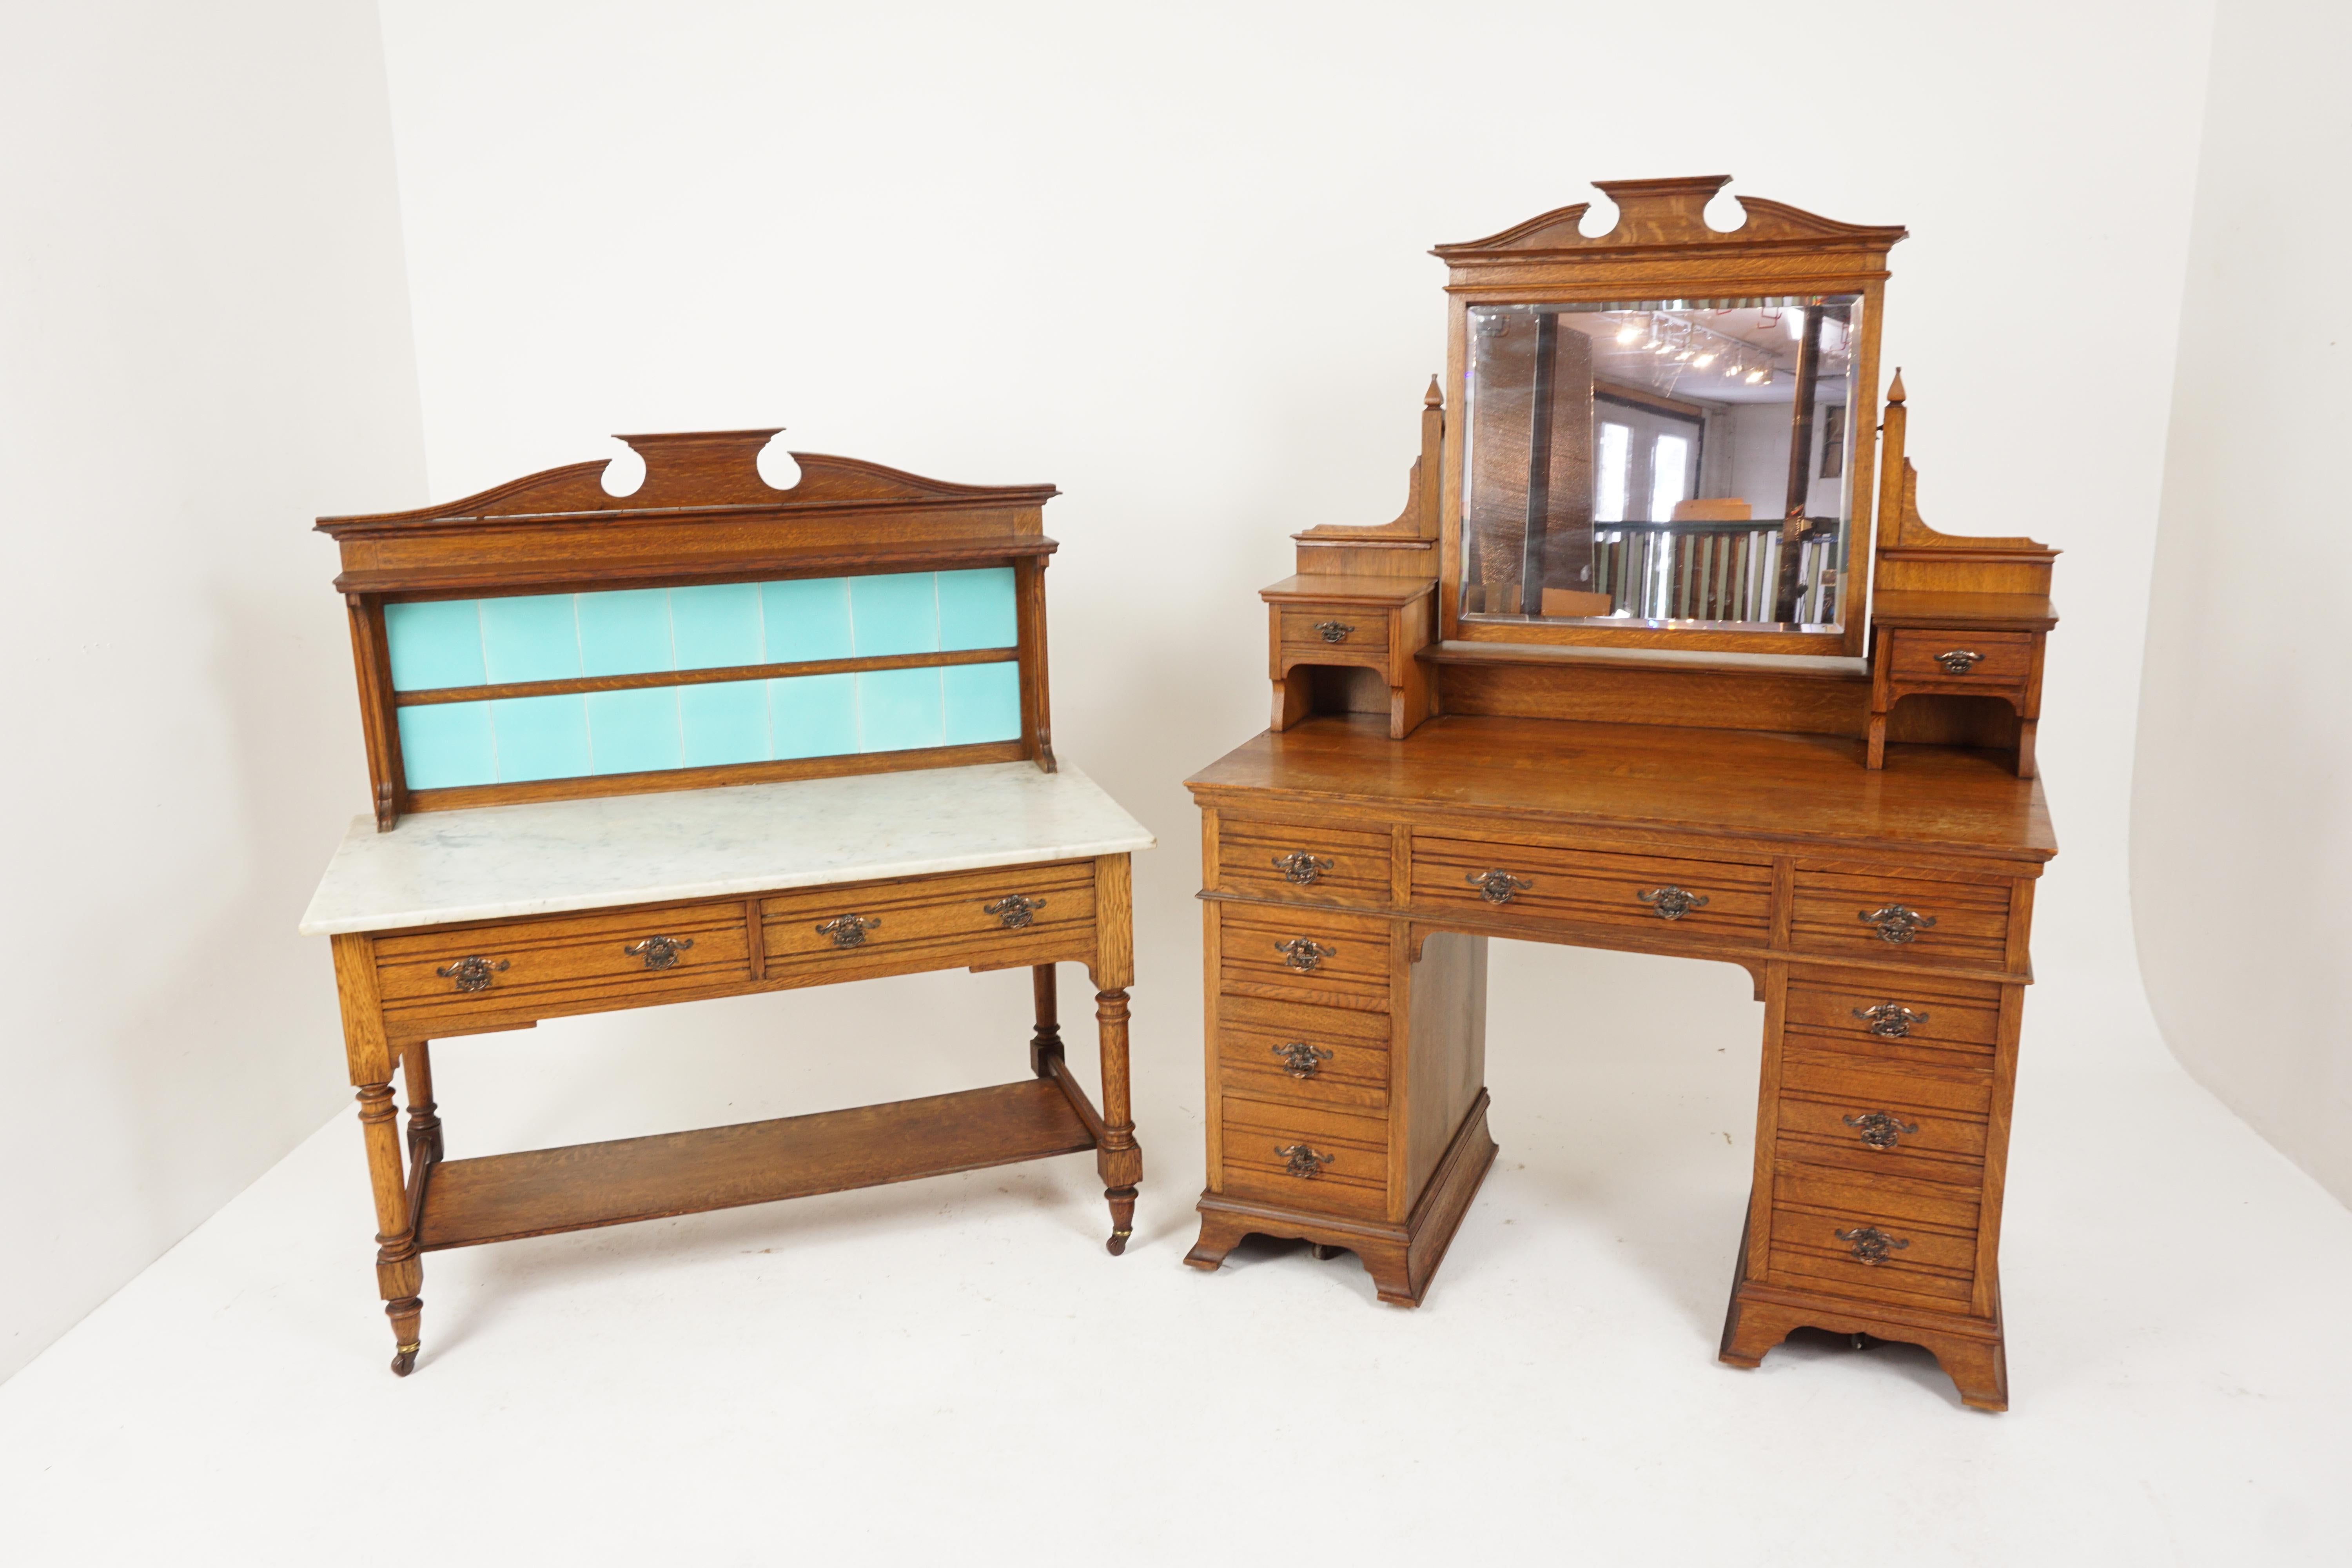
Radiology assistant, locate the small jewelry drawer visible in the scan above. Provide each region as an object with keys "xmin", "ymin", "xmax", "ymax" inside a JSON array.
[
  {"xmin": 1411, "ymin": 834, "xmax": 1771, "ymax": 946},
  {"xmin": 1219, "ymin": 1098, "xmax": 1390, "ymax": 1219},
  {"xmin": 1784, "ymin": 969, "xmax": 2004, "ymax": 1055},
  {"xmin": 1216, "ymin": 905, "xmax": 1392, "ymax": 1007},
  {"xmin": 1886, "ymin": 629, "xmax": 2035, "ymax": 686},
  {"xmin": 1276, "ymin": 605, "xmax": 1391, "ymax": 659},
  {"xmin": 1215, "ymin": 815, "xmax": 1393, "ymax": 908},
  {"xmin": 760, "ymin": 861, "xmax": 1098, "ymax": 981},
  {"xmin": 1216, "ymin": 993, "xmax": 1393, "ymax": 1112},
  {"xmin": 376, "ymin": 899, "xmax": 753, "ymax": 1023},
  {"xmin": 1767, "ymin": 1202, "xmax": 1979, "ymax": 1308},
  {"xmin": 1789, "ymin": 864, "xmax": 2013, "ymax": 971}
]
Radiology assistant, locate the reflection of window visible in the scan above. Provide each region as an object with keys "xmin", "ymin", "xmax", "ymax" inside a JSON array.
[
  {"xmin": 1651, "ymin": 434, "xmax": 1690, "ymax": 521},
  {"xmin": 1595, "ymin": 422, "xmax": 1629, "ymax": 523}
]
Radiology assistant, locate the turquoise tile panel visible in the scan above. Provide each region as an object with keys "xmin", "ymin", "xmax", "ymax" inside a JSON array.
[
  {"xmin": 586, "ymin": 688, "xmax": 682, "ymax": 775},
  {"xmin": 576, "ymin": 589, "xmax": 674, "ymax": 677},
  {"xmin": 479, "ymin": 593, "xmax": 582, "ymax": 684},
  {"xmin": 856, "ymin": 666, "xmax": 945, "ymax": 753},
  {"xmin": 936, "ymin": 568, "xmax": 1018, "ymax": 651},
  {"xmin": 384, "ymin": 599, "xmax": 486, "ymax": 691},
  {"xmin": 942, "ymin": 661, "xmax": 1023, "ymax": 745},
  {"xmin": 670, "ymin": 583, "xmax": 764, "ymax": 670},
  {"xmin": 490, "ymin": 693, "xmax": 591, "ymax": 781},
  {"xmin": 761, "ymin": 578, "xmax": 854, "ymax": 663},
  {"xmin": 769, "ymin": 673, "xmax": 858, "ymax": 759},
  {"xmin": 679, "ymin": 679, "xmax": 771, "ymax": 767},
  {"xmin": 848, "ymin": 572, "xmax": 939, "ymax": 657},
  {"xmin": 396, "ymin": 701, "xmax": 497, "ymax": 788}
]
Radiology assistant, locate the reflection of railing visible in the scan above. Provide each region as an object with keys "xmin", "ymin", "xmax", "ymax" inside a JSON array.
[{"xmin": 1592, "ymin": 519, "xmax": 1842, "ymax": 625}]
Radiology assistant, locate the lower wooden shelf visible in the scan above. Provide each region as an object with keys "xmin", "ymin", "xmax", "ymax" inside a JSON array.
[{"xmin": 417, "ymin": 1078, "xmax": 1098, "ymax": 1250}]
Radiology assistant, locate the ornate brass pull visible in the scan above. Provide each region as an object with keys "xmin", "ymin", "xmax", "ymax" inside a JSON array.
[
  {"xmin": 623, "ymin": 935, "xmax": 694, "ymax": 971},
  {"xmin": 1466, "ymin": 869, "xmax": 1534, "ymax": 905},
  {"xmin": 1638, "ymin": 886, "xmax": 1709, "ymax": 921},
  {"xmin": 1835, "ymin": 1225, "xmax": 1911, "ymax": 1265},
  {"xmin": 1271, "ymin": 851, "xmax": 1334, "ymax": 886},
  {"xmin": 1858, "ymin": 905, "xmax": 1937, "ymax": 944},
  {"xmin": 1852, "ymin": 1002, "xmax": 1929, "ymax": 1038},
  {"xmin": 1274, "ymin": 936, "xmax": 1335, "ymax": 972},
  {"xmin": 1314, "ymin": 621, "xmax": 1355, "ymax": 644},
  {"xmin": 1276, "ymin": 1143, "xmax": 1335, "ymax": 1178},
  {"xmin": 1272, "ymin": 1041, "xmax": 1332, "ymax": 1079},
  {"xmin": 435, "ymin": 955, "xmax": 508, "ymax": 993},
  {"xmin": 983, "ymin": 894, "xmax": 1046, "ymax": 929},
  {"xmin": 816, "ymin": 914, "xmax": 880, "ymax": 949},
  {"xmin": 1843, "ymin": 1111, "xmax": 1921, "ymax": 1150},
  {"xmin": 1935, "ymin": 649, "xmax": 1985, "ymax": 675}
]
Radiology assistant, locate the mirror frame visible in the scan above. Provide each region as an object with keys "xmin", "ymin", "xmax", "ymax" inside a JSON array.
[{"xmin": 1434, "ymin": 176, "xmax": 1907, "ymax": 660}]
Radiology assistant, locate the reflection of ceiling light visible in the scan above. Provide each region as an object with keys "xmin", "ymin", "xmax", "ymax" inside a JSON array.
[
  {"xmin": 1674, "ymin": 348, "xmax": 1695, "ymax": 362},
  {"xmin": 1745, "ymin": 367, "xmax": 1769, "ymax": 384},
  {"xmin": 1616, "ymin": 323, "xmax": 1642, "ymax": 345},
  {"xmin": 1692, "ymin": 351, "xmax": 1717, "ymax": 367},
  {"xmin": 1652, "ymin": 340, "xmax": 1673, "ymax": 354}
]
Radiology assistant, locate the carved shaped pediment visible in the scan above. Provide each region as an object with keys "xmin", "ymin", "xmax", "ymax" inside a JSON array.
[{"xmin": 1434, "ymin": 176, "xmax": 1907, "ymax": 263}]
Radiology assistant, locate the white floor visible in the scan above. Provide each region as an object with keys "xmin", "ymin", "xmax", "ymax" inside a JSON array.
[{"xmin": 4, "ymin": 945, "xmax": 2347, "ymax": 1566}]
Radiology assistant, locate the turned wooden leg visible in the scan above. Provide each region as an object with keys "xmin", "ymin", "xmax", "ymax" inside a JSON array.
[
  {"xmin": 401, "ymin": 1040, "xmax": 442, "ymax": 1165},
  {"xmin": 1029, "ymin": 965, "xmax": 1064, "ymax": 1080},
  {"xmin": 1094, "ymin": 987, "xmax": 1141, "ymax": 1255},
  {"xmin": 357, "ymin": 1083, "xmax": 423, "ymax": 1376}
]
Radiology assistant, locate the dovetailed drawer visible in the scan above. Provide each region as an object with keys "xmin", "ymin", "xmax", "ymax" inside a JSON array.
[
  {"xmin": 1789, "ymin": 865, "xmax": 2013, "ymax": 971},
  {"xmin": 1217, "ymin": 906, "xmax": 1392, "ymax": 1008},
  {"xmin": 1784, "ymin": 970, "xmax": 2004, "ymax": 1056},
  {"xmin": 1220, "ymin": 1098, "xmax": 1390, "ymax": 1219},
  {"xmin": 1886, "ymin": 629, "xmax": 2035, "ymax": 686},
  {"xmin": 1216, "ymin": 816, "xmax": 1392, "ymax": 908},
  {"xmin": 376, "ymin": 899, "xmax": 752, "ymax": 1024},
  {"xmin": 1216, "ymin": 993, "xmax": 1393, "ymax": 1112},
  {"xmin": 760, "ymin": 861, "xmax": 1096, "ymax": 983},
  {"xmin": 1412, "ymin": 834, "xmax": 1771, "ymax": 946},
  {"xmin": 1277, "ymin": 606, "xmax": 1390, "ymax": 658},
  {"xmin": 1767, "ymin": 1203, "xmax": 1979, "ymax": 1307}
]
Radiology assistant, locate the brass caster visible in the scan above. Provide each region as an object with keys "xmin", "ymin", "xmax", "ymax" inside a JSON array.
[
  {"xmin": 1308, "ymin": 1243, "xmax": 1343, "ymax": 1261},
  {"xmin": 390, "ymin": 1343, "xmax": 419, "ymax": 1377},
  {"xmin": 1105, "ymin": 1230, "xmax": 1131, "ymax": 1257}
]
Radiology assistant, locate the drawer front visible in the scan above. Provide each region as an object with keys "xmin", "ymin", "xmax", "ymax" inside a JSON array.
[
  {"xmin": 1412, "ymin": 835, "xmax": 1771, "ymax": 946},
  {"xmin": 1780, "ymin": 1045, "xmax": 1994, "ymax": 1118},
  {"xmin": 1220, "ymin": 1098, "xmax": 1390, "ymax": 1219},
  {"xmin": 1784, "ymin": 970, "xmax": 2004, "ymax": 1056},
  {"xmin": 377, "ymin": 899, "xmax": 753, "ymax": 1023},
  {"xmin": 1776, "ymin": 1093, "xmax": 1987, "ymax": 1180},
  {"xmin": 1768, "ymin": 1204, "xmax": 1978, "ymax": 1307},
  {"xmin": 1773, "ymin": 1158, "xmax": 1981, "ymax": 1233},
  {"xmin": 1789, "ymin": 866, "xmax": 2012, "ymax": 971},
  {"xmin": 1278, "ymin": 605, "xmax": 1390, "ymax": 658},
  {"xmin": 1217, "ymin": 994, "xmax": 1393, "ymax": 1112},
  {"xmin": 761, "ymin": 861, "xmax": 1097, "ymax": 982},
  {"xmin": 1887, "ymin": 628, "xmax": 2034, "ymax": 685},
  {"xmin": 1218, "ymin": 906, "xmax": 1392, "ymax": 1007},
  {"xmin": 1216, "ymin": 815, "xmax": 1392, "ymax": 908}
]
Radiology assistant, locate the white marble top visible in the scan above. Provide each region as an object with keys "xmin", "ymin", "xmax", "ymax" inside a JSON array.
[{"xmin": 299, "ymin": 761, "xmax": 1155, "ymax": 936}]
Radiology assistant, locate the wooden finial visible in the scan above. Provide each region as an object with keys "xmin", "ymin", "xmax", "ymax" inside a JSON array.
[
  {"xmin": 1887, "ymin": 367, "xmax": 1906, "ymax": 404},
  {"xmin": 1424, "ymin": 374, "xmax": 1443, "ymax": 409}
]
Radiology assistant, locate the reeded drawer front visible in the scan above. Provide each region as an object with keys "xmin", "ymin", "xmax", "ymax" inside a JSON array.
[
  {"xmin": 1218, "ymin": 906, "xmax": 1392, "ymax": 1007},
  {"xmin": 1789, "ymin": 865, "xmax": 2013, "ymax": 971},
  {"xmin": 1277, "ymin": 606, "xmax": 1390, "ymax": 658},
  {"xmin": 1784, "ymin": 970, "xmax": 2004, "ymax": 1055},
  {"xmin": 761, "ymin": 861, "xmax": 1096, "ymax": 981},
  {"xmin": 1768, "ymin": 1205, "xmax": 1978, "ymax": 1306},
  {"xmin": 1217, "ymin": 993, "xmax": 1393, "ymax": 1111},
  {"xmin": 1886, "ymin": 629, "xmax": 2034, "ymax": 685},
  {"xmin": 1220, "ymin": 1098, "xmax": 1390, "ymax": 1219},
  {"xmin": 1216, "ymin": 816, "xmax": 1392, "ymax": 908},
  {"xmin": 377, "ymin": 900, "xmax": 752, "ymax": 1022},
  {"xmin": 1412, "ymin": 835, "xmax": 1771, "ymax": 946}
]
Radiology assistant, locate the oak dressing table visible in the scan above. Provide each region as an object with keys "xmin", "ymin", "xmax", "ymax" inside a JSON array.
[
  {"xmin": 301, "ymin": 431, "xmax": 1151, "ymax": 1375},
  {"xmin": 1183, "ymin": 178, "xmax": 2059, "ymax": 1410}
]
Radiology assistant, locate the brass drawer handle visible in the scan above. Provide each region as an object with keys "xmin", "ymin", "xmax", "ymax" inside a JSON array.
[
  {"xmin": 1271, "ymin": 851, "xmax": 1334, "ymax": 886},
  {"xmin": 1274, "ymin": 936, "xmax": 1335, "ymax": 973},
  {"xmin": 982, "ymin": 894, "xmax": 1046, "ymax": 929},
  {"xmin": 1638, "ymin": 886, "xmax": 1709, "ymax": 920},
  {"xmin": 435, "ymin": 955, "xmax": 508, "ymax": 993},
  {"xmin": 1272, "ymin": 1041, "xmax": 1333, "ymax": 1079},
  {"xmin": 816, "ymin": 914, "xmax": 880, "ymax": 949},
  {"xmin": 1467, "ymin": 869, "xmax": 1534, "ymax": 905},
  {"xmin": 1835, "ymin": 1225, "xmax": 1911, "ymax": 1265},
  {"xmin": 1276, "ymin": 1143, "xmax": 1335, "ymax": 1178},
  {"xmin": 1858, "ymin": 904, "xmax": 1937, "ymax": 944},
  {"xmin": 623, "ymin": 935, "xmax": 694, "ymax": 971},
  {"xmin": 1935, "ymin": 649, "xmax": 1985, "ymax": 674},
  {"xmin": 1843, "ymin": 1111, "xmax": 1920, "ymax": 1150},
  {"xmin": 1852, "ymin": 1002, "xmax": 1929, "ymax": 1038},
  {"xmin": 1313, "ymin": 621, "xmax": 1355, "ymax": 644}
]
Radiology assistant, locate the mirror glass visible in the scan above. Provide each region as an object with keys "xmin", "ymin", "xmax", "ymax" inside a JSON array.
[{"xmin": 1459, "ymin": 294, "xmax": 1865, "ymax": 633}]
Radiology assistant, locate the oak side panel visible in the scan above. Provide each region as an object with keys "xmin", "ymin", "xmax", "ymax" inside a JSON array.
[{"xmin": 1403, "ymin": 930, "xmax": 1488, "ymax": 1209}]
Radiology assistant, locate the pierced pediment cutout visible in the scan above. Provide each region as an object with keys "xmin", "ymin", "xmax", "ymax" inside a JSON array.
[{"xmin": 1434, "ymin": 175, "xmax": 1907, "ymax": 260}]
